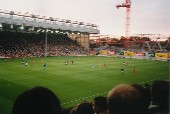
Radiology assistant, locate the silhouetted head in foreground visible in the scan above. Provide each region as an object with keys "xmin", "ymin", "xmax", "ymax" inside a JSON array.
[
  {"xmin": 75, "ymin": 102, "xmax": 94, "ymax": 114},
  {"xmin": 93, "ymin": 96, "xmax": 107, "ymax": 114},
  {"xmin": 12, "ymin": 86, "xmax": 61, "ymax": 114},
  {"xmin": 131, "ymin": 83, "xmax": 151, "ymax": 112},
  {"xmin": 151, "ymin": 80, "xmax": 169, "ymax": 109},
  {"xmin": 107, "ymin": 84, "xmax": 143, "ymax": 114}
]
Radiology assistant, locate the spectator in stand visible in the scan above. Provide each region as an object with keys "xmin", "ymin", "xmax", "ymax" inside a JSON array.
[
  {"xmin": 93, "ymin": 96, "xmax": 107, "ymax": 114},
  {"xmin": 12, "ymin": 86, "xmax": 61, "ymax": 114},
  {"xmin": 107, "ymin": 84, "xmax": 143, "ymax": 114},
  {"xmin": 149, "ymin": 80, "xmax": 169, "ymax": 114}
]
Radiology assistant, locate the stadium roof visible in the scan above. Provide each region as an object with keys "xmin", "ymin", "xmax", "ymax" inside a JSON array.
[{"xmin": 0, "ymin": 9, "xmax": 100, "ymax": 34}]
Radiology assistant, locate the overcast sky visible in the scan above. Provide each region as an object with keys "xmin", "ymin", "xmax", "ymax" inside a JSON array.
[{"xmin": 0, "ymin": 0, "xmax": 169, "ymax": 39}]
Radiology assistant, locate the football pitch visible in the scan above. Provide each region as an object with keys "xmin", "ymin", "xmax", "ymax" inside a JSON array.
[{"xmin": 0, "ymin": 56, "xmax": 169, "ymax": 114}]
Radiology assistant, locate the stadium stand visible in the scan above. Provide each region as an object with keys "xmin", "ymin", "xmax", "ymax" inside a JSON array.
[{"xmin": 0, "ymin": 31, "xmax": 88, "ymax": 58}]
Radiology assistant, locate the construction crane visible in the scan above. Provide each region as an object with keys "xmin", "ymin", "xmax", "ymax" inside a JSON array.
[{"xmin": 116, "ymin": 0, "xmax": 131, "ymax": 49}]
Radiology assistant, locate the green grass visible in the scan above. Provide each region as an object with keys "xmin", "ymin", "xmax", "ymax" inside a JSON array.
[{"xmin": 0, "ymin": 56, "xmax": 169, "ymax": 114}]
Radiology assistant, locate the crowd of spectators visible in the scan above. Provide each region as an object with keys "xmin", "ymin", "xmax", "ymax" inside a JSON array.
[
  {"xmin": 0, "ymin": 31, "xmax": 88, "ymax": 58},
  {"xmin": 12, "ymin": 80, "xmax": 169, "ymax": 114}
]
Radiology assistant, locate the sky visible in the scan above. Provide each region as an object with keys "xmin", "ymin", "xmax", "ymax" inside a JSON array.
[{"xmin": 0, "ymin": 0, "xmax": 169, "ymax": 40}]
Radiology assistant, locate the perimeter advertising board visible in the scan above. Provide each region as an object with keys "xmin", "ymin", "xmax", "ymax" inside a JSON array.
[
  {"xmin": 124, "ymin": 51, "xmax": 135, "ymax": 56},
  {"xmin": 155, "ymin": 53, "xmax": 168, "ymax": 59},
  {"xmin": 99, "ymin": 50, "xmax": 108, "ymax": 55}
]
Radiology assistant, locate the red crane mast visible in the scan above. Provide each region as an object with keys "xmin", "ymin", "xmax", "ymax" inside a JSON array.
[{"xmin": 116, "ymin": 0, "xmax": 131, "ymax": 49}]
